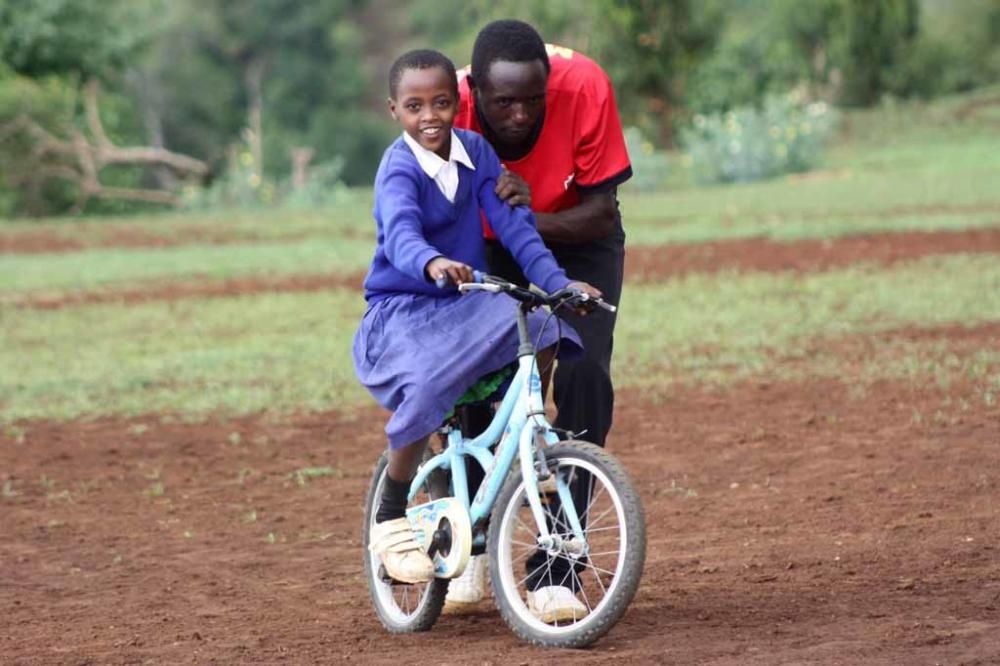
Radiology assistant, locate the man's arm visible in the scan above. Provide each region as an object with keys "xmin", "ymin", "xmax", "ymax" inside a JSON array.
[
  {"xmin": 495, "ymin": 170, "xmax": 618, "ymax": 244},
  {"xmin": 535, "ymin": 189, "xmax": 617, "ymax": 244}
]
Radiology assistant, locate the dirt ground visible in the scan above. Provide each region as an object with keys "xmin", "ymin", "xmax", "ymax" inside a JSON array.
[
  {"xmin": 3, "ymin": 228, "xmax": 999, "ymax": 664},
  {"xmin": 3, "ymin": 366, "xmax": 999, "ymax": 664}
]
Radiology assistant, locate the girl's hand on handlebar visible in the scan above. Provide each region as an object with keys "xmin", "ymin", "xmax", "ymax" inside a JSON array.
[{"xmin": 426, "ymin": 257, "xmax": 475, "ymax": 287}]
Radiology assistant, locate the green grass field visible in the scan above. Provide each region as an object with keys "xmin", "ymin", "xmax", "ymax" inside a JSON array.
[{"xmin": 2, "ymin": 91, "xmax": 999, "ymax": 424}]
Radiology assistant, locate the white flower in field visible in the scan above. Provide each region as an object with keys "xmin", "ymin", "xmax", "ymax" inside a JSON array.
[
  {"xmin": 693, "ymin": 114, "xmax": 706, "ymax": 129},
  {"xmin": 807, "ymin": 102, "xmax": 828, "ymax": 117}
]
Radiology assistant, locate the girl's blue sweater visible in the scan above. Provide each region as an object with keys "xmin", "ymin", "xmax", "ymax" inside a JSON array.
[{"xmin": 363, "ymin": 128, "xmax": 570, "ymax": 302}]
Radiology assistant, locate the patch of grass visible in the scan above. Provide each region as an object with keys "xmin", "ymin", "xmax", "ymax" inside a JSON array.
[
  {"xmin": 0, "ymin": 236, "xmax": 374, "ymax": 294},
  {"xmin": 0, "ymin": 289, "xmax": 366, "ymax": 421},
  {"xmin": 0, "ymin": 196, "xmax": 374, "ymax": 241},
  {"xmin": 2, "ymin": 254, "xmax": 997, "ymax": 422},
  {"xmin": 616, "ymin": 254, "xmax": 1000, "ymax": 387}
]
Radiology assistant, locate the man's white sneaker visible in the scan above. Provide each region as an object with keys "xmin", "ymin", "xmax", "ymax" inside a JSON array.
[
  {"xmin": 369, "ymin": 517, "xmax": 434, "ymax": 584},
  {"xmin": 443, "ymin": 554, "xmax": 487, "ymax": 612},
  {"xmin": 526, "ymin": 585, "xmax": 588, "ymax": 623}
]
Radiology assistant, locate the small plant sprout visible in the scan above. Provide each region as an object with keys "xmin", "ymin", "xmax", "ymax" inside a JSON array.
[{"xmin": 290, "ymin": 466, "xmax": 340, "ymax": 487}]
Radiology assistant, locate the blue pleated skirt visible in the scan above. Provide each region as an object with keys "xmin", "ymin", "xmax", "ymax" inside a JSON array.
[{"xmin": 353, "ymin": 290, "xmax": 583, "ymax": 449}]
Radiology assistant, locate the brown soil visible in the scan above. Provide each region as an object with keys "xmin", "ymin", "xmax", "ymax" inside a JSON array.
[
  {"xmin": 625, "ymin": 226, "xmax": 1000, "ymax": 282},
  {"xmin": 0, "ymin": 225, "xmax": 349, "ymax": 255},
  {"xmin": 3, "ymin": 357, "xmax": 998, "ymax": 664},
  {"xmin": 3, "ymin": 203, "xmax": 998, "ymax": 256},
  {"xmin": 10, "ymin": 272, "xmax": 367, "ymax": 311},
  {"xmin": 8, "ymin": 226, "xmax": 1000, "ymax": 311}
]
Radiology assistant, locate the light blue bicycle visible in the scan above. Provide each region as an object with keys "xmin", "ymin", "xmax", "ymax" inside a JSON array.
[{"xmin": 362, "ymin": 273, "xmax": 646, "ymax": 648}]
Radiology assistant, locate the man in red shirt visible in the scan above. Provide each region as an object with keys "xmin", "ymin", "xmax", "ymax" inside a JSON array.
[{"xmin": 448, "ymin": 19, "xmax": 632, "ymax": 620}]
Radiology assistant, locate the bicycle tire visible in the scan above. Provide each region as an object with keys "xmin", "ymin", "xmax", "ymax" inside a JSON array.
[
  {"xmin": 361, "ymin": 452, "xmax": 450, "ymax": 633},
  {"xmin": 487, "ymin": 441, "xmax": 646, "ymax": 648}
]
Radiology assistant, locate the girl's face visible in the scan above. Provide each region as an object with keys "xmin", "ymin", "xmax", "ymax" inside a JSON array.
[{"xmin": 389, "ymin": 66, "xmax": 458, "ymax": 160}]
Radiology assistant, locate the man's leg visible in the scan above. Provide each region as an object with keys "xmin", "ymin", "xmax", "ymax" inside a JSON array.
[{"xmin": 522, "ymin": 230, "xmax": 626, "ymax": 592}]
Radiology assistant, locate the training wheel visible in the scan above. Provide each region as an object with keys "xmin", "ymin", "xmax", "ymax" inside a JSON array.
[{"xmin": 406, "ymin": 497, "xmax": 472, "ymax": 579}]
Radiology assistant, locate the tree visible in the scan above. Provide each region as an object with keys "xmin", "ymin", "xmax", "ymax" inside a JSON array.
[
  {"xmin": 145, "ymin": 0, "xmax": 377, "ymax": 185},
  {"xmin": 0, "ymin": 0, "xmax": 153, "ymax": 81},
  {"xmin": 0, "ymin": 0, "xmax": 210, "ymax": 215},
  {"xmin": 591, "ymin": 0, "xmax": 724, "ymax": 146},
  {"xmin": 838, "ymin": 0, "xmax": 920, "ymax": 106}
]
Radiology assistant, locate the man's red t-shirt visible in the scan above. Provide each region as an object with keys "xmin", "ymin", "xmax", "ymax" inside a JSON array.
[{"xmin": 455, "ymin": 44, "xmax": 631, "ymax": 238}]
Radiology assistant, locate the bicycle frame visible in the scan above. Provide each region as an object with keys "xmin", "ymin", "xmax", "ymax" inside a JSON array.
[{"xmin": 408, "ymin": 304, "xmax": 586, "ymax": 546}]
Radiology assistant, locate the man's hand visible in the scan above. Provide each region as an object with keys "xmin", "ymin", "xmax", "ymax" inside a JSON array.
[
  {"xmin": 426, "ymin": 256, "xmax": 474, "ymax": 286},
  {"xmin": 567, "ymin": 280, "xmax": 603, "ymax": 315},
  {"xmin": 495, "ymin": 168, "xmax": 532, "ymax": 207}
]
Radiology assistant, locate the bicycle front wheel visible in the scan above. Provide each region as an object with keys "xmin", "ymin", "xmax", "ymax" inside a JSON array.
[
  {"xmin": 487, "ymin": 441, "xmax": 646, "ymax": 648},
  {"xmin": 362, "ymin": 451, "xmax": 450, "ymax": 633}
]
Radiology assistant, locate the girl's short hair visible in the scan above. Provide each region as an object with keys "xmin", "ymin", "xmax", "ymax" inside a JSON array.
[{"xmin": 389, "ymin": 49, "xmax": 458, "ymax": 99}]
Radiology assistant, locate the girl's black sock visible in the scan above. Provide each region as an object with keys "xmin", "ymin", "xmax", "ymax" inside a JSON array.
[{"xmin": 375, "ymin": 474, "xmax": 410, "ymax": 523}]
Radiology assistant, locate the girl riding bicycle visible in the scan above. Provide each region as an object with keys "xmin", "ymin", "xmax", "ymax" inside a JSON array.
[{"xmin": 354, "ymin": 49, "xmax": 601, "ymax": 586}]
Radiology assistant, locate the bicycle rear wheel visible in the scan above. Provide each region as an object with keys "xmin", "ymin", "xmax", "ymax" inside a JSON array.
[
  {"xmin": 362, "ymin": 451, "xmax": 450, "ymax": 632},
  {"xmin": 487, "ymin": 441, "xmax": 646, "ymax": 648}
]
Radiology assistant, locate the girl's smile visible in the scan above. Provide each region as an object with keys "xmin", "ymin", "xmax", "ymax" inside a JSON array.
[{"xmin": 389, "ymin": 66, "xmax": 458, "ymax": 159}]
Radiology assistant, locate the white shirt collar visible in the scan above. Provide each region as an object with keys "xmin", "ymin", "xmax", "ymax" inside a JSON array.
[{"xmin": 402, "ymin": 130, "xmax": 475, "ymax": 178}]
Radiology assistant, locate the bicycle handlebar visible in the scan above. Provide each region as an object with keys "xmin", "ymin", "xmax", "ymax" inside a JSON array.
[{"xmin": 440, "ymin": 271, "xmax": 617, "ymax": 313}]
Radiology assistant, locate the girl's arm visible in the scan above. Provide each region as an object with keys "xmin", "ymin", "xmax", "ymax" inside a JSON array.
[
  {"xmin": 474, "ymin": 146, "xmax": 570, "ymax": 294},
  {"xmin": 378, "ymin": 166, "xmax": 443, "ymax": 282}
]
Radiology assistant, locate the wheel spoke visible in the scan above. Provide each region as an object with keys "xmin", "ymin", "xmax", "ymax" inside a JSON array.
[{"xmin": 582, "ymin": 502, "xmax": 616, "ymax": 532}]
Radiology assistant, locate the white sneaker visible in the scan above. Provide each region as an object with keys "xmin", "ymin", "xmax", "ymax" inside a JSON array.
[
  {"xmin": 443, "ymin": 554, "xmax": 487, "ymax": 612},
  {"xmin": 527, "ymin": 585, "xmax": 588, "ymax": 623},
  {"xmin": 369, "ymin": 517, "xmax": 434, "ymax": 584}
]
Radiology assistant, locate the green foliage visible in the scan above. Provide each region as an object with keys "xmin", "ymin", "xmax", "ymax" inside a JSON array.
[
  {"xmin": 0, "ymin": 67, "xmax": 150, "ymax": 216},
  {"xmin": 144, "ymin": 0, "xmax": 377, "ymax": 184},
  {"xmin": 621, "ymin": 127, "xmax": 669, "ymax": 192},
  {"xmin": 2, "ymin": 0, "xmax": 999, "ymax": 216},
  {"xmin": 838, "ymin": 0, "xmax": 920, "ymax": 106},
  {"xmin": 0, "ymin": 0, "xmax": 158, "ymax": 80},
  {"xmin": 681, "ymin": 95, "xmax": 837, "ymax": 184},
  {"xmin": 590, "ymin": 0, "xmax": 724, "ymax": 144},
  {"xmin": 685, "ymin": 21, "xmax": 803, "ymax": 115}
]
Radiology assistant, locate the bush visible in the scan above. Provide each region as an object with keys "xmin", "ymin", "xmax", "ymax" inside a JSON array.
[
  {"xmin": 181, "ymin": 130, "xmax": 350, "ymax": 211},
  {"xmin": 681, "ymin": 94, "xmax": 837, "ymax": 185},
  {"xmin": 621, "ymin": 127, "xmax": 669, "ymax": 192}
]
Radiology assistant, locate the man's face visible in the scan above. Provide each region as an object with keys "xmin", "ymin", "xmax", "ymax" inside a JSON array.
[{"xmin": 473, "ymin": 59, "xmax": 548, "ymax": 148}]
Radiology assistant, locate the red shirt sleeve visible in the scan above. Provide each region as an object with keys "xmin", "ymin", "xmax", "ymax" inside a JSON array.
[{"xmin": 573, "ymin": 67, "xmax": 631, "ymax": 189}]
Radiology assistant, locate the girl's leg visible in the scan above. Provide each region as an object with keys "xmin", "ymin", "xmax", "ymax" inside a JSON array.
[
  {"xmin": 376, "ymin": 436, "xmax": 429, "ymax": 523},
  {"xmin": 370, "ymin": 436, "xmax": 435, "ymax": 584}
]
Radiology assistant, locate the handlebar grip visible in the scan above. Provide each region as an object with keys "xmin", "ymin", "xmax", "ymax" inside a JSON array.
[{"xmin": 435, "ymin": 270, "xmax": 485, "ymax": 289}]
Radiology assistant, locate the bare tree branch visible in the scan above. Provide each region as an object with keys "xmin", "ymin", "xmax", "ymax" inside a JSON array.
[
  {"xmin": 84, "ymin": 79, "xmax": 112, "ymax": 148},
  {"xmin": 1, "ymin": 78, "xmax": 208, "ymax": 214}
]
